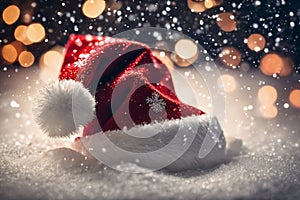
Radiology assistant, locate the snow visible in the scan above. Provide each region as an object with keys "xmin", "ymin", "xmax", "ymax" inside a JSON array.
[{"xmin": 0, "ymin": 67, "xmax": 300, "ymax": 199}]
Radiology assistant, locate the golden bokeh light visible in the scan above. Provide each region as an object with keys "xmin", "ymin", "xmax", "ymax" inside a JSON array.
[
  {"xmin": 259, "ymin": 105, "xmax": 278, "ymax": 119},
  {"xmin": 14, "ymin": 25, "xmax": 33, "ymax": 45},
  {"xmin": 27, "ymin": 23, "xmax": 46, "ymax": 43},
  {"xmin": 153, "ymin": 51, "xmax": 174, "ymax": 71},
  {"xmin": 18, "ymin": 51, "xmax": 35, "ymax": 67},
  {"xmin": 39, "ymin": 47, "xmax": 65, "ymax": 82},
  {"xmin": 82, "ymin": 0, "xmax": 106, "ymax": 18},
  {"xmin": 219, "ymin": 47, "xmax": 241, "ymax": 68},
  {"xmin": 247, "ymin": 33, "xmax": 266, "ymax": 52},
  {"xmin": 258, "ymin": 85, "xmax": 277, "ymax": 105},
  {"xmin": 216, "ymin": 12, "xmax": 236, "ymax": 32},
  {"xmin": 1, "ymin": 44, "xmax": 18, "ymax": 63},
  {"xmin": 219, "ymin": 74, "xmax": 237, "ymax": 93},
  {"xmin": 172, "ymin": 39, "xmax": 199, "ymax": 67},
  {"xmin": 175, "ymin": 39, "xmax": 198, "ymax": 60},
  {"xmin": 260, "ymin": 53, "xmax": 283, "ymax": 76},
  {"xmin": 204, "ymin": 0, "xmax": 214, "ymax": 9},
  {"xmin": 289, "ymin": 89, "xmax": 300, "ymax": 109},
  {"xmin": 2, "ymin": 5, "xmax": 20, "ymax": 25},
  {"xmin": 41, "ymin": 50, "xmax": 64, "ymax": 69},
  {"xmin": 187, "ymin": 0, "xmax": 206, "ymax": 13},
  {"xmin": 14, "ymin": 25, "xmax": 27, "ymax": 41}
]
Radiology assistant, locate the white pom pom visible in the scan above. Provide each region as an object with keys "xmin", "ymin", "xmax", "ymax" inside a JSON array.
[{"xmin": 34, "ymin": 79, "xmax": 95, "ymax": 137}]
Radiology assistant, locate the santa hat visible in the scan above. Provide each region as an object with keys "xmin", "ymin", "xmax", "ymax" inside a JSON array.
[{"xmin": 35, "ymin": 34, "xmax": 226, "ymax": 171}]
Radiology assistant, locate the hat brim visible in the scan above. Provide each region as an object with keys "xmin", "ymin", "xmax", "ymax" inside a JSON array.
[{"xmin": 79, "ymin": 115, "xmax": 226, "ymax": 172}]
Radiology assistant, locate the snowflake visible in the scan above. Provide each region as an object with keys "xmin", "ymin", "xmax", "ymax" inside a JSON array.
[
  {"xmin": 146, "ymin": 92, "xmax": 167, "ymax": 113},
  {"xmin": 74, "ymin": 54, "xmax": 90, "ymax": 68},
  {"xmin": 74, "ymin": 58, "xmax": 87, "ymax": 68}
]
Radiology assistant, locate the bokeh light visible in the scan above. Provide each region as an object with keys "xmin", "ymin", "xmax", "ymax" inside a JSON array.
[
  {"xmin": 172, "ymin": 39, "xmax": 198, "ymax": 67},
  {"xmin": 289, "ymin": 89, "xmax": 300, "ymax": 109},
  {"xmin": 219, "ymin": 46, "xmax": 241, "ymax": 68},
  {"xmin": 204, "ymin": 0, "xmax": 214, "ymax": 9},
  {"xmin": 44, "ymin": 51, "xmax": 63, "ymax": 68},
  {"xmin": 216, "ymin": 12, "xmax": 236, "ymax": 32},
  {"xmin": 259, "ymin": 53, "xmax": 283, "ymax": 76},
  {"xmin": 10, "ymin": 41, "xmax": 26, "ymax": 56},
  {"xmin": 2, "ymin": 5, "xmax": 20, "ymax": 25},
  {"xmin": 258, "ymin": 85, "xmax": 277, "ymax": 105},
  {"xmin": 23, "ymin": 12, "xmax": 32, "ymax": 24},
  {"xmin": 247, "ymin": 33, "xmax": 266, "ymax": 52},
  {"xmin": 174, "ymin": 39, "xmax": 198, "ymax": 60},
  {"xmin": 1, "ymin": 44, "xmax": 18, "ymax": 63},
  {"xmin": 259, "ymin": 105, "xmax": 278, "ymax": 119},
  {"xmin": 219, "ymin": 74, "xmax": 237, "ymax": 93},
  {"xmin": 187, "ymin": 0, "xmax": 206, "ymax": 13},
  {"xmin": 14, "ymin": 25, "xmax": 33, "ymax": 45},
  {"xmin": 27, "ymin": 23, "xmax": 46, "ymax": 43},
  {"xmin": 18, "ymin": 51, "xmax": 35, "ymax": 67},
  {"xmin": 39, "ymin": 46, "xmax": 65, "ymax": 82},
  {"xmin": 82, "ymin": 0, "xmax": 106, "ymax": 18}
]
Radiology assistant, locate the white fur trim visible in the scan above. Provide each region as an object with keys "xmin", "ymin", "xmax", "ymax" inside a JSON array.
[
  {"xmin": 81, "ymin": 115, "xmax": 226, "ymax": 172},
  {"xmin": 34, "ymin": 80, "xmax": 95, "ymax": 137}
]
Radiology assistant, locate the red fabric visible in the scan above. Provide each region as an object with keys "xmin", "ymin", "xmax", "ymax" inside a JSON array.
[{"xmin": 59, "ymin": 34, "xmax": 205, "ymax": 136}]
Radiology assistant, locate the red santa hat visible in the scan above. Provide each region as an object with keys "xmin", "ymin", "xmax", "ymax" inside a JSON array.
[{"xmin": 34, "ymin": 34, "xmax": 227, "ymax": 171}]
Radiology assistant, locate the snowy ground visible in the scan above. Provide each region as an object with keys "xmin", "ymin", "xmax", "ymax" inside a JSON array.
[{"xmin": 0, "ymin": 66, "xmax": 300, "ymax": 200}]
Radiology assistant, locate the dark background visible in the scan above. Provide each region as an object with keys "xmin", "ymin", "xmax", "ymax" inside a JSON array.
[{"xmin": 0, "ymin": 0, "xmax": 300, "ymax": 75}]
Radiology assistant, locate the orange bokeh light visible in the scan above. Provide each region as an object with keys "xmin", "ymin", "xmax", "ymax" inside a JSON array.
[
  {"xmin": 2, "ymin": 5, "xmax": 20, "ymax": 25},
  {"xmin": 18, "ymin": 51, "xmax": 35, "ymax": 67},
  {"xmin": 187, "ymin": 0, "xmax": 206, "ymax": 13},
  {"xmin": 259, "ymin": 105, "xmax": 278, "ymax": 119},
  {"xmin": 258, "ymin": 85, "xmax": 277, "ymax": 105},
  {"xmin": 39, "ymin": 47, "xmax": 65, "ymax": 82},
  {"xmin": 204, "ymin": 0, "xmax": 214, "ymax": 9},
  {"xmin": 172, "ymin": 39, "xmax": 198, "ymax": 67},
  {"xmin": 260, "ymin": 53, "xmax": 283, "ymax": 76},
  {"xmin": 1, "ymin": 44, "xmax": 18, "ymax": 63},
  {"xmin": 216, "ymin": 12, "xmax": 236, "ymax": 32},
  {"xmin": 247, "ymin": 33, "xmax": 266, "ymax": 52},
  {"xmin": 219, "ymin": 47, "xmax": 241, "ymax": 68},
  {"xmin": 27, "ymin": 23, "xmax": 46, "ymax": 43},
  {"xmin": 41, "ymin": 50, "xmax": 64, "ymax": 69},
  {"xmin": 219, "ymin": 74, "xmax": 237, "ymax": 93},
  {"xmin": 82, "ymin": 0, "xmax": 106, "ymax": 18},
  {"xmin": 289, "ymin": 89, "xmax": 300, "ymax": 109},
  {"xmin": 14, "ymin": 25, "xmax": 33, "ymax": 45}
]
